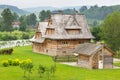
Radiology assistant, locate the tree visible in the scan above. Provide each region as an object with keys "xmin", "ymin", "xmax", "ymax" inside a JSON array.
[
  {"xmin": 27, "ymin": 13, "xmax": 37, "ymax": 26},
  {"xmin": 1, "ymin": 8, "xmax": 14, "ymax": 31},
  {"xmin": 101, "ymin": 11, "xmax": 120, "ymax": 51},
  {"xmin": 19, "ymin": 15, "xmax": 27, "ymax": 31},
  {"xmin": 90, "ymin": 26, "xmax": 101, "ymax": 41},
  {"xmin": 13, "ymin": 12, "xmax": 19, "ymax": 21},
  {"xmin": 39, "ymin": 10, "xmax": 51, "ymax": 21},
  {"xmin": 79, "ymin": 6, "xmax": 87, "ymax": 12}
]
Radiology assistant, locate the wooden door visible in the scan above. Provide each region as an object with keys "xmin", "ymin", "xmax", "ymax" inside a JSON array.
[{"xmin": 103, "ymin": 55, "xmax": 113, "ymax": 69}]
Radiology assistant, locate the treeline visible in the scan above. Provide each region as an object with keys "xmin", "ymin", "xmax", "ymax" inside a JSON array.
[
  {"xmin": 0, "ymin": 8, "xmax": 51, "ymax": 32},
  {"xmin": 90, "ymin": 11, "xmax": 120, "ymax": 52},
  {"xmin": 80, "ymin": 5, "xmax": 120, "ymax": 20},
  {"xmin": 57, "ymin": 5, "xmax": 120, "ymax": 20},
  {"xmin": 0, "ymin": 8, "xmax": 37, "ymax": 32}
]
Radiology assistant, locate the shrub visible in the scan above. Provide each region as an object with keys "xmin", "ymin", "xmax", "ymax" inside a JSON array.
[
  {"xmin": 19, "ymin": 59, "xmax": 33, "ymax": 78},
  {"xmin": 2, "ymin": 60, "xmax": 9, "ymax": 67},
  {"xmin": 0, "ymin": 48, "xmax": 13, "ymax": 55},
  {"xmin": 21, "ymin": 33, "xmax": 29, "ymax": 39},
  {"xmin": 8, "ymin": 59, "xmax": 12, "ymax": 65},
  {"xmin": 12, "ymin": 59, "xmax": 20, "ymax": 66},
  {"xmin": 38, "ymin": 65, "xmax": 46, "ymax": 77}
]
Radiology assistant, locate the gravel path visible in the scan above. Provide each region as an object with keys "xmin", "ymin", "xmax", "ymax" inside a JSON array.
[{"xmin": 60, "ymin": 58, "xmax": 120, "ymax": 69}]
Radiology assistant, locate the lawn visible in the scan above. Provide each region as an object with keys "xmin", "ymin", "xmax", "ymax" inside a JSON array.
[{"xmin": 0, "ymin": 46, "xmax": 120, "ymax": 80}]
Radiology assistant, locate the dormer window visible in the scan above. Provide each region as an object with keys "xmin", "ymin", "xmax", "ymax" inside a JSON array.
[
  {"xmin": 35, "ymin": 32, "xmax": 42, "ymax": 38},
  {"xmin": 45, "ymin": 28, "xmax": 55, "ymax": 35},
  {"xmin": 48, "ymin": 19, "xmax": 52, "ymax": 26},
  {"xmin": 66, "ymin": 29, "xmax": 81, "ymax": 35}
]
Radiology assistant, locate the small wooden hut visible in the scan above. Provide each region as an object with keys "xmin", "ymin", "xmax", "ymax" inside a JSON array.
[{"xmin": 74, "ymin": 43, "xmax": 116, "ymax": 69}]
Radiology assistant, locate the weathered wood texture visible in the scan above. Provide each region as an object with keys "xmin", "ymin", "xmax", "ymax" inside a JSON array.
[
  {"xmin": 78, "ymin": 54, "xmax": 90, "ymax": 69},
  {"xmin": 32, "ymin": 39, "xmax": 90, "ymax": 56},
  {"xmin": 76, "ymin": 43, "xmax": 114, "ymax": 69}
]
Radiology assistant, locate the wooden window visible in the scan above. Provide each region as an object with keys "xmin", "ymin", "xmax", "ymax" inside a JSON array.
[
  {"xmin": 66, "ymin": 29, "xmax": 80, "ymax": 35},
  {"xmin": 46, "ymin": 28, "xmax": 55, "ymax": 35},
  {"xmin": 62, "ymin": 41, "xmax": 69, "ymax": 47}
]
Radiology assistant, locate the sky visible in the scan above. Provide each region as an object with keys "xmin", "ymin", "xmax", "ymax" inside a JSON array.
[{"xmin": 0, "ymin": 0, "xmax": 120, "ymax": 8}]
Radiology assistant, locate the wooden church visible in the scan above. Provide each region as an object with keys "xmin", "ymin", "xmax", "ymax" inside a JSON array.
[{"xmin": 31, "ymin": 11, "xmax": 94, "ymax": 56}]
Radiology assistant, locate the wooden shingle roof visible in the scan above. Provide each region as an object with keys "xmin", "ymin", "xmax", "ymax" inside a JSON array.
[
  {"xmin": 74, "ymin": 43, "xmax": 116, "ymax": 56},
  {"xmin": 31, "ymin": 13, "xmax": 94, "ymax": 43},
  {"xmin": 74, "ymin": 43, "xmax": 103, "ymax": 56}
]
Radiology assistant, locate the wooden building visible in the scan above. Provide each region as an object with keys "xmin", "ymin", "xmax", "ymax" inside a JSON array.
[
  {"xmin": 74, "ymin": 43, "xmax": 116, "ymax": 69},
  {"xmin": 31, "ymin": 12, "xmax": 94, "ymax": 56}
]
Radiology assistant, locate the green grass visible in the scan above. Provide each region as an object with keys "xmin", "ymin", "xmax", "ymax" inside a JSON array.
[
  {"xmin": 114, "ymin": 62, "xmax": 120, "ymax": 67},
  {"xmin": 0, "ymin": 46, "xmax": 120, "ymax": 80}
]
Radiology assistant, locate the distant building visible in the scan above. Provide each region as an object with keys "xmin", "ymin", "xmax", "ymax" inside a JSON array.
[
  {"xmin": 31, "ymin": 12, "xmax": 94, "ymax": 56},
  {"xmin": 74, "ymin": 43, "xmax": 116, "ymax": 69},
  {"xmin": 12, "ymin": 21, "xmax": 20, "ymax": 28}
]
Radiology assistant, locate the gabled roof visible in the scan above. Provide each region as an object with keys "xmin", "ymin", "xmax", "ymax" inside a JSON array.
[
  {"xmin": 31, "ymin": 13, "xmax": 94, "ymax": 43},
  {"xmin": 37, "ymin": 13, "xmax": 94, "ymax": 39},
  {"xmin": 74, "ymin": 43, "xmax": 116, "ymax": 56}
]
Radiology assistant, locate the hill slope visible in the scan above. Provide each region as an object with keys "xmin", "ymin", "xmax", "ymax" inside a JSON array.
[
  {"xmin": 80, "ymin": 5, "xmax": 120, "ymax": 20},
  {"xmin": 23, "ymin": 6, "xmax": 82, "ymax": 12},
  {"xmin": 0, "ymin": 5, "xmax": 29, "ymax": 15}
]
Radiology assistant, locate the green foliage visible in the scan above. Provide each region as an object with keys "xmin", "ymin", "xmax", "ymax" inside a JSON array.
[
  {"xmin": 0, "ymin": 48, "xmax": 13, "ymax": 55},
  {"xmin": 0, "ymin": 30, "xmax": 34, "ymax": 41},
  {"xmin": 19, "ymin": 59, "xmax": 33, "ymax": 78},
  {"xmin": 12, "ymin": 59, "xmax": 20, "ymax": 66},
  {"xmin": 79, "ymin": 6, "xmax": 88, "ymax": 12},
  {"xmin": 22, "ymin": 33, "xmax": 29, "ymax": 39},
  {"xmin": 1, "ymin": 8, "xmax": 14, "ymax": 31},
  {"xmin": 90, "ymin": 26, "xmax": 101, "ymax": 41},
  {"xmin": 8, "ymin": 59, "xmax": 12, "ymax": 65},
  {"xmin": 13, "ymin": 12, "xmax": 19, "ymax": 21},
  {"xmin": 114, "ymin": 62, "xmax": 120, "ymax": 67},
  {"xmin": 38, "ymin": 65, "xmax": 46, "ymax": 77},
  {"xmin": 80, "ymin": 5, "xmax": 120, "ymax": 20},
  {"xmin": 2, "ymin": 58, "xmax": 21, "ymax": 67},
  {"xmin": 0, "ymin": 34, "xmax": 17, "ymax": 40},
  {"xmin": 39, "ymin": 10, "xmax": 51, "ymax": 21},
  {"xmin": 19, "ymin": 15, "xmax": 27, "ymax": 31},
  {"xmin": 27, "ymin": 13, "xmax": 37, "ymax": 26},
  {"xmin": 2, "ymin": 60, "xmax": 9, "ymax": 67},
  {"xmin": 100, "ymin": 11, "xmax": 120, "ymax": 51},
  {"xmin": 38, "ymin": 64, "xmax": 56, "ymax": 80}
]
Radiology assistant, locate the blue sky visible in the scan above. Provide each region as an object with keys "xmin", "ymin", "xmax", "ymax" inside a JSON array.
[{"xmin": 0, "ymin": 0, "xmax": 120, "ymax": 8}]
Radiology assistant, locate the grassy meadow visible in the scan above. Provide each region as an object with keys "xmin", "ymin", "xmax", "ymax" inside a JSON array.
[{"xmin": 0, "ymin": 46, "xmax": 120, "ymax": 80}]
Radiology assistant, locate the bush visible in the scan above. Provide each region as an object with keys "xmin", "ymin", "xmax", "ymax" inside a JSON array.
[
  {"xmin": 0, "ymin": 48, "xmax": 13, "ymax": 55},
  {"xmin": 2, "ymin": 60, "xmax": 9, "ymax": 67},
  {"xmin": 1, "ymin": 58, "xmax": 32, "ymax": 68},
  {"xmin": 21, "ymin": 33, "xmax": 29, "ymax": 39},
  {"xmin": 8, "ymin": 59, "xmax": 12, "ymax": 65},
  {"xmin": 12, "ymin": 59, "xmax": 20, "ymax": 66},
  {"xmin": 20, "ymin": 59, "xmax": 33, "ymax": 78}
]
